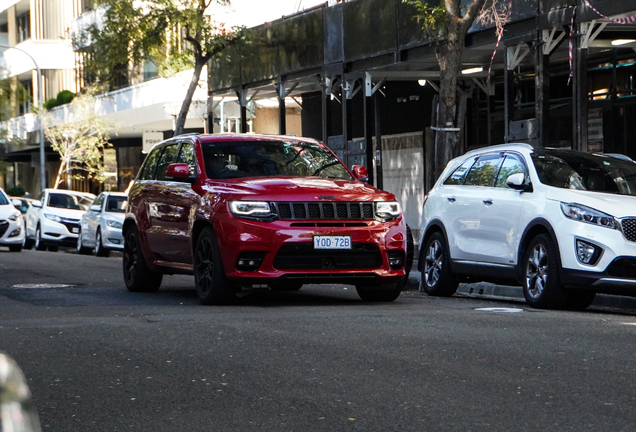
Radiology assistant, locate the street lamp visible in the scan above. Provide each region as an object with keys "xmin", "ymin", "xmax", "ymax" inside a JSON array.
[{"xmin": 0, "ymin": 44, "xmax": 46, "ymax": 193}]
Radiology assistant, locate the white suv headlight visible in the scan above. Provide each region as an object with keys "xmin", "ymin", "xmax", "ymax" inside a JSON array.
[
  {"xmin": 44, "ymin": 213, "xmax": 63, "ymax": 223},
  {"xmin": 560, "ymin": 202, "xmax": 617, "ymax": 229},
  {"xmin": 375, "ymin": 201, "xmax": 402, "ymax": 220},
  {"xmin": 8, "ymin": 211, "xmax": 21, "ymax": 221},
  {"xmin": 229, "ymin": 201, "xmax": 274, "ymax": 219}
]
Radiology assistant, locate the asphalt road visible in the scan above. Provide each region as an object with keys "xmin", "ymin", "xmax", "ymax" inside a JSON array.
[{"xmin": 2, "ymin": 248, "xmax": 636, "ymax": 431}]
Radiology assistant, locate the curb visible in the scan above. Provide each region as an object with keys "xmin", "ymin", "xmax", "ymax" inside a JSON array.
[{"xmin": 407, "ymin": 266, "xmax": 636, "ymax": 312}]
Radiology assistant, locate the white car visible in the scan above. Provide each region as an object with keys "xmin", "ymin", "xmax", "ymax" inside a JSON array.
[
  {"xmin": 25, "ymin": 189, "xmax": 95, "ymax": 252},
  {"xmin": 77, "ymin": 192, "xmax": 127, "ymax": 257},
  {"xmin": 419, "ymin": 143, "xmax": 636, "ymax": 310},
  {"xmin": 0, "ymin": 188, "xmax": 25, "ymax": 252}
]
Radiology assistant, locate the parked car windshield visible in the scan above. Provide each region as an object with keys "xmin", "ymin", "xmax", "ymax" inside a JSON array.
[
  {"xmin": 48, "ymin": 193, "xmax": 93, "ymax": 210},
  {"xmin": 0, "ymin": 191, "xmax": 8, "ymax": 205},
  {"xmin": 201, "ymin": 140, "xmax": 353, "ymax": 180},
  {"xmin": 106, "ymin": 196, "xmax": 127, "ymax": 213},
  {"xmin": 531, "ymin": 150, "xmax": 636, "ymax": 196}
]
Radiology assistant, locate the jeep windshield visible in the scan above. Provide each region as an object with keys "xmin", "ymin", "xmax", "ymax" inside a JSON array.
[
  {"xmin": 201, "ymin": 140, "xmax": 353, "ymax": 181},
  {"xmin": 532, "ymin": 149, "xmax": 636, "ymax": 196}
]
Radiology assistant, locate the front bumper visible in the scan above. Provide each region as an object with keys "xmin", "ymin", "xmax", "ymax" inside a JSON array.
[
  {"xmin": 216, "ymin": 216, "xmax": 407, "ymax": 286},
  {"xmin": 40, "ymin": 218, "xmax": 80, "ymax": 246},
  {"xmin": 0, "ymin": 219, "xmax": 24, "ymax": 245},
  {"xmin": 101, "ymin": 224, "xmax": 124, "ymax": 250}
]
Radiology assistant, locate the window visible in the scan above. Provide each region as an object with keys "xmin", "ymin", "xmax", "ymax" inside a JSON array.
[
  {"xmin": 464, "ymin": 154, "xmax": 503, "ymax": 187},
  {"xmin": 139, "ymin": 147, "xmax": 164, "ymax": 180},
  {"xmin": 17, "ymin": 11, "xmax": 30, "ymax": 43},
  {"xmin": 93, "ymin": 194, "xmax": 106, "ymax": 209},
  {"xmin": 443, "ymin": 158, "xmax": 476, "ymax": 185},
  {"xmin": 495, "ymin": 155, "xmax": 527, "ymax": 188},
  {"xmin": 154, "ymin": 144, "xmax": 179, "ymax": 181},
  {"xmin": 18, "ymin": 79, "xmax": 32, "ymax": 116},
  {"xmin": 176, "ymin": 142, "xmax": 196, "ymax": 176},
  {"xmin": 106, "ymin": 196, "xmax": 127, "ymax": 213}
]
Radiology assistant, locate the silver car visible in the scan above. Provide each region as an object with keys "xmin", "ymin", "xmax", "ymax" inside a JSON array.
[{"xmin": 77, "ymin": 192, "xmax": 127, "ymax": 257}]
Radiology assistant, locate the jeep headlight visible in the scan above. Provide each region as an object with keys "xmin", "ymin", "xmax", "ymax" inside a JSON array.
[
  {"xmin": 560, "ymin": 202, "xmax": 617, "ymax": 229},
  {"xmin": 375, "ymin": 201, "xmax": 401, "ymax": 221},
  {"xmin": 229, "ymin": 201, "xmax": 274, "ymax": 219}
]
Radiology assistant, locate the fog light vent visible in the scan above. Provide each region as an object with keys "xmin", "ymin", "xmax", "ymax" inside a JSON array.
[
  {"xmin": 576, "ymin": 239, "xmax": 602, "ymax": 266},
  {"xmin": 236, "ymin": 252, "xmax": 266, "ymax": 271},
  {"xmin": 387, "ymin": 251, "xmax": 405, "ymax": 270}
]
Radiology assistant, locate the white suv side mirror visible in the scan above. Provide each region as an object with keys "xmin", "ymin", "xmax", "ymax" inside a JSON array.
[{"xmin": 507, "ymin": 173, "xmax": 533, "ymax": 192}]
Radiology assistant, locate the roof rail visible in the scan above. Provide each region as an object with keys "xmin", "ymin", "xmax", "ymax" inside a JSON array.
[{"xmin": 172, "ymin": 132, "xmax": 200, "ymax": 138}]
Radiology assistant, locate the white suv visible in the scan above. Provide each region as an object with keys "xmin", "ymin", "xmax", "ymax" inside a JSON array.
[
  {"xmin": 25, "ymin": 189, "xmax": 95, "ymax": 251},
  {"xmin": 419, "ymin": 144, "xmax": 636, "ymax": 310}
]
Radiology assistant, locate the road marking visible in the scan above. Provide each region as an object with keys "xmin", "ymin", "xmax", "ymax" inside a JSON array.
[
  {"xmin": 12, "ymin": 284, "xmax": 74, "ymax": 289},
  {"xmin": 475, "ymin": 307, "xmax": 523, "ymax": 313}
]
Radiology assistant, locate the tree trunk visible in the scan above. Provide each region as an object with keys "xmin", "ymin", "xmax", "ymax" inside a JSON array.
[{"xmin": 173, "ymin": 56, "xmax": 206, "ymax": 137}]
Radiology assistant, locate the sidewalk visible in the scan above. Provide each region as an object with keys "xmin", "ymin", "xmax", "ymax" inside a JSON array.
[{"xmin": 405, "ymin": 262, "xmax": 636, "ymax": 311}]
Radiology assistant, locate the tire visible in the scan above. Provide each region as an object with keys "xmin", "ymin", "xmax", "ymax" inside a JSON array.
[
  {"xmin": 194, "ymin": 227, "xmax": 237, "ymax": 305},
  {"xmin": 356, "ymin": 283, "xmax": 402, "ymax": 302},
  {"xmin": 522, "ymin": 234, "xmax": 567, "ymax": 309},
  {"xmin": 95, "ymin": 229, "xmax": 110, "ymax": 257},
  {"xmin": 76, "ymin": 229, "xmax": 92, "ymax": 255},
  {"xmin": 48, "ymin": 245, "xmax": 59, "ymax": 252},
  {"xmin": 35, "ymin": 225, "xmax": 46, "ymax": 251},
  {"xmin": 563, "ymin": 290, "xmax": 596, "ymax": 311},
  {"xmin": 122, "ymin": 225, "xmax": 162, "ymax": 292},
  {"xmin": 22, "ymin": 223, "xmax": 33, "ymax": 250},
  {"xmin": 9, "ymin": 244, "xmax": 22, "ymax": 252},
  {"xmin": 419, "ymin": 232, "xmax": 458, "ymax": 297},
  {"xmin": 398, "ymin": 224, "xmax": 415, "ymax": 289}
]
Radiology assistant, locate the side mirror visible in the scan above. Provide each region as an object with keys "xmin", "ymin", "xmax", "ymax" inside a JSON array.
[
  {"xmin": 507, "ymin": 173, "xmax": 533, "ymax": 192},
  {"xmin": 166, "ymin": 163, "xmax": 196, "ymax": 184},
  {"xmin": 11, "ymin": 199, "xmax": 22, "ymax": 207},
  {"xmin": 352, "ymin": 165, "xmax": 369, "ymax": 182},
  {"xmin": 32, "ymin": 201, "xmax": 42, "ymax": 209},
  {"xmin": 90, "ymin": 204, "xmax": 101, "ymax": 212}
]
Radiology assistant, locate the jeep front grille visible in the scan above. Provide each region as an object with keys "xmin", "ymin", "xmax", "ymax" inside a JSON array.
[{"xmin": 273, "ymin": 202, "xmax": 374, "ymax": 221}]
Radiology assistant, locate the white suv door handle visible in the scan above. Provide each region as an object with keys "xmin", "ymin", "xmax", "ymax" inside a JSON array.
[
  {"xmin": 483, "ymin": 199, "xmax": 493, "ymax": 205},
  {"xmin": 447, "ymin": 197, "xmax": 456, "ymax": 202}
]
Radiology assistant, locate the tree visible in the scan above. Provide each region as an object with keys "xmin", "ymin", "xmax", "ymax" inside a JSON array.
[
  {"xmin": 404, "ymin": 0, "xmax": 495, "ymax": 179},
  {"xmin": 42, "ymin": 91, "xmax": 118, "ymax": 189},
  {"xmin": 74, "ymin": 0, "xmax": 247, "ymax": 137}
]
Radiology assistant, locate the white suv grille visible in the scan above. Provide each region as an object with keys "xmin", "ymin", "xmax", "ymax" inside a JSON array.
[{"xmin": 620, "ymin": 218, "xmax": 636, "ymax": 242}]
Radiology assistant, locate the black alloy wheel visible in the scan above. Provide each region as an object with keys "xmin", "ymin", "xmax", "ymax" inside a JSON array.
[
  {"xmin": 419, "ymin": 231, "xmax": 458, "ymax": 297},
  {"xmin": 122, "ymin": 225, "xmax": 162, "ymax": 292},
  {"xmin": 194, "ymin": 227, "xmax": 238, "ymax": 305}
]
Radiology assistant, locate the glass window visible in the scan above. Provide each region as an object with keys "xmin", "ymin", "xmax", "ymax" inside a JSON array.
[
  {"xmin": 17, "ymin": 11, "xmax": 30, "ymax": 43},
  {"xmin": 93, "ymin": 194, "xmax": 106, "ymax": 208},
  {"xmin": 106, "ymin": 195, "xmax": 127, "ymax": 213},
  {"xmin": 201, "ymin": 140, "xmax": 353, "ymax": 180},
  {"xmin": 443, "ymin": 157, "xmax": 476, "ymax": 185},
  {"xmin": 138, "ymin": 146, "xmax": 164, "ymax": 180},
  {"xmin": 176, "ymin": 142, "xmax": 196, "ymax": 176},
  {"xmin": 155, "ymin": 144, "xmax": 180, "ymax": 181},
  {"xmin": 464, "ymin": 154, "xmax": 503, "ymax": 187},
  {"xmin": 0, "ymin": 190, "xmax": 8, "ymax": 205},
  {"xmin": 495, "ymin": 155, "xmax": 527, "ymax": 188}
]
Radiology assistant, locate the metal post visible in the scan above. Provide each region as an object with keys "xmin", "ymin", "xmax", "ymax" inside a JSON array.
[
  {"xmin": 0, "ymin": 44, "xmax": 45, "ymax": 192},
  {"xmin": 535, "ymin": 32, "xmax": 550, "ymax": 148}
]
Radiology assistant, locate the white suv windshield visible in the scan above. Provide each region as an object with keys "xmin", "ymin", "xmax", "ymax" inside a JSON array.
[{"xmin": 532, "ymin": 150, "xmax": 636, "ymax": 196}]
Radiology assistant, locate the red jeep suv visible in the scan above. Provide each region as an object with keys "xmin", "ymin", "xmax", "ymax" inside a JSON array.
[{"xmin": 123, "ymin": 134, "xmax": 408, "ymax": 304}]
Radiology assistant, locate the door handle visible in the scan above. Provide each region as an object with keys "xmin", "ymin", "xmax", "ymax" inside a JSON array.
[
  {"xmin": 483, "ymin": 199, "xmax": 493, "ymax": 205},
  {"xmin": 447, "ymin": 197, "xmax": 456, "ymax": 202}
]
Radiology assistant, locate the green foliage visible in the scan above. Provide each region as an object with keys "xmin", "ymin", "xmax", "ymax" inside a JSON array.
[
  {"xmin": 43, "ymin": 91, "xmax": 76, "ymax": 110},
  {"xmin": 403, "ymin": 0, "xmax": 447, "ymax": 36},
  {"xmin": 42, "ymin": 89, "xmax": 119, "ymax": 188},
  {"xmin": 0, "ymin": 76, "xmax": 29, "ymax": 120},
  {"xmin": 6, "ymin": 185, "xmax": 26, "ymax": 197}
]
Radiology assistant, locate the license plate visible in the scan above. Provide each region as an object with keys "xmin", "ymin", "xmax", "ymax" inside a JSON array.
[
  {"xmin": 72, "ymin": 227, "xmax": 79, "ymax": 233},
  {"xmin": 313, "ymin": 235, "xmax": 351, "ymax": 250}
]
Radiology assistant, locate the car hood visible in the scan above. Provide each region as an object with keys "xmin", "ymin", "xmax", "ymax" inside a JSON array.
[
  {"xmin": 546, "ymin": 187, "xmax": 636, "ymax": 218},
  {"xmin": 0, "ymin": 204, "xmax": 20, "ymax": 218},
  {"xmin": 43, "ymin": 207, "xmax": 86, "ymax": 220},
  {"xmin": 202, "ymin": 177, "xmax": 396, "ymax": 202}
]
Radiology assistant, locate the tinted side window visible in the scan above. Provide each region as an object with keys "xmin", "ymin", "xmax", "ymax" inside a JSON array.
[
  {"xmin": 495, "ymin": 155, "xmax": 527, "ymax": 188},
  {"xmin": 443, "ymin": 158, "xmax": 476, "ymax": 185},
  {"xmin": 139, "ymin": 147, "xmax": 164, "ymax": 180},
  {"xmin": 176, "ymin": 142, "xmax": 196, "ymax": 176},
  {"xmin": 464, "ymin": 154, "xmax": 503, "ymax": 187},
  {"xmin": 155, "ymin": 144, "xmax": 180, "ymax": 181},
  {"xmin": 93, "ymin": 194, "xmax": 106, "ymax": 208}
]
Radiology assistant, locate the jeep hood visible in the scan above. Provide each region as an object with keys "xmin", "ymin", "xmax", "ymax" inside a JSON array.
[{"xmin": 203, "ymin": 177, "xmax": 396, "ymax": 202}]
